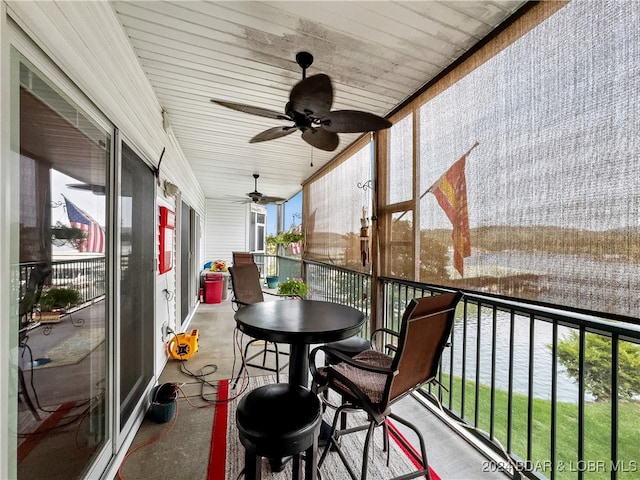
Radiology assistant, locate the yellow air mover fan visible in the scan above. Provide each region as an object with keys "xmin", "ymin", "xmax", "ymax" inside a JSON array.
[{"xmin": 167, "ymin": 329, "xmax": 199, "ymax": 360}]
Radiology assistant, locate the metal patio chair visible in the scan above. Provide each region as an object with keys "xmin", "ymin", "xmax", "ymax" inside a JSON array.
[
  {"xmin": 229, "ymin": 263, "xmax": 299, "ymax": 388},
  {"xmin": 310, "ymin": 291, "xmax": 463, "ymax": 480}
]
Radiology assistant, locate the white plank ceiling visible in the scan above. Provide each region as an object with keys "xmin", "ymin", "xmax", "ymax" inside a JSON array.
[{"xmin": 113, "ymin": 1, "xmax": 527, "ymax": 203}]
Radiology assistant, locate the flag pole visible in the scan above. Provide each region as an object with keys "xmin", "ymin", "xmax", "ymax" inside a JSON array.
[
  {"xmin": 393, "ymin": 141, "xmax": 479, "ymax": 224},
  {"xmin": 419, "ymin": 141, "xmax": 479, "ymax": 200}
]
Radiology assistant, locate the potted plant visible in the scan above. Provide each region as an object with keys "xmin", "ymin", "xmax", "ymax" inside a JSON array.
[
  {"xmin": 265, "ymin": 275, "xmax": 279, "ymax": 289},
  {"xmin": 277, "ymin": 278, "xmax": 308, "ymax": 297},
  {"xmin": 50, "ymin": 222, "xmax": 87, "ymax": 249},
  {"xmin": 266, "ymin": 229, "xmax": 304, "ymax": 255},
  {"xmin": 39, "ymin": 287, "xmax": 81, "ymax": 322}
]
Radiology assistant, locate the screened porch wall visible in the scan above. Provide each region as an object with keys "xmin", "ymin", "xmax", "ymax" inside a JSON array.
[{"xmin": 306, "ymin": 0, "xmax": 640, "ymax": 323}]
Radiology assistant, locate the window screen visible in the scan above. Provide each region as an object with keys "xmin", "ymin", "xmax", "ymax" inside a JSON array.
[
  {"xmin": 413, "ymin": 1, "xmax": 640, "ymax": 317},
  {"xmin": 304, "ymin": 141, "xmax": 373, "ymax": 271}
]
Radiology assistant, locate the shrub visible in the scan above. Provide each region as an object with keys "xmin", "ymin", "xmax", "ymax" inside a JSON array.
[
  {"xmin": 277, "ymin": 278, "xmax": 308, "ymax": 297},
  {"xmin": 39, "ymin": 287, "xmax": 81, "ymax": 312}
]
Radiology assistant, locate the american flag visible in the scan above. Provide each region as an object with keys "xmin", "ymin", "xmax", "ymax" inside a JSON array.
[
  {"xmin": 289, "ymin": 224, "xmax": 303, "ymax": 255},
  {"xmin": 63, "ymin": 196, "xmax": 105, "ymax": 253},
  {"xmin": 290, "ymin": 241, "xmax": 303, "ymax": 255}
]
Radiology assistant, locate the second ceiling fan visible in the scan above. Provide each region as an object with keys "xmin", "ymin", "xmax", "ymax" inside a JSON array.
[
  {"xmin": 211, "ymin": 52, "xmax": 392, "ymax": 152},
  {"xmin": 244, "ymin": 174, "xmax": 286, "ymax": 205}
]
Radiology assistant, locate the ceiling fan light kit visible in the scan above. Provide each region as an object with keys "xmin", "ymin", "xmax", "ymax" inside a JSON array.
[{"xmin": 211, "ymin": 52, "xmax": 392, "ymax": 152}]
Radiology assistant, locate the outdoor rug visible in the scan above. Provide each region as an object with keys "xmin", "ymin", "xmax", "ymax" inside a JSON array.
[
  {"xmin": 36, "ymin": 327, "xmax": 105, "ymax": 369},
  {"xmin": 208, "ymin": 374, "xmax": 441, "ymax": 480}
]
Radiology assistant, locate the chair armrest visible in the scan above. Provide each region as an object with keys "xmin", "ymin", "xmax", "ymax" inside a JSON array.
[
  {"xmin": 370, "ymin": 328, "xmax": 399, "ymax": 354},
  {"xmin": 309, "ymin": 345, "xmax": 354, "ymax": 373},
  {"xmin": 370, "ymin": 328, "xmax": 398, "ymax": 341}
]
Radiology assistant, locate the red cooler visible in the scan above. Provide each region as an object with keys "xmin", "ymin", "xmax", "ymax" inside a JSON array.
[{"xmin": 204, "ymin": 273, "xmax": 223, "ymax": 304}]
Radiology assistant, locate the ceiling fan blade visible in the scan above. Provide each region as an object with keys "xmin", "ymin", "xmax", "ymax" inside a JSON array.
[
  {"xmin": 250, "ymin": 126, "xmax": 298, "ymax": 143},
  {"xmin": 301, "ymin": 127, "xmax": 340, "ymax": 152},
  {"xmin": 257, "ymin": 195, "xmax": 287, "ymax": 205},
  {"xmin": 211, "ymin": 100, "xmax": 290, "ymax": 121},
  {"xmin": 321, "ymin": 110, "xmax": 392, "ymax": 133},
  {"xmin": 288, "ymin": 74, "xmax": 333, "ymax": 117},
  {"xmin": 66, "ymin": 183, "xmax": 106, "ymax": 195}
]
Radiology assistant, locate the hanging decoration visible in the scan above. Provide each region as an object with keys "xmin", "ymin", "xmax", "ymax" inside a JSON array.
[
  {"xmin": 357, "ymin": 179, "xmax": 373, "ymax": 267},
  {"xmin": 360, "ymin": 208, "xmax": 370, "ymax": 267}
]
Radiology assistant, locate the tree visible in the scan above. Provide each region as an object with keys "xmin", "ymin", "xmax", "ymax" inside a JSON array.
[
  {"xmin": 419, "ymin": 231, "xmax": 450, "ymax": 283},
  {"xmin": 555, "ymin": 331, "xmax": 640, "ymax": 401}
]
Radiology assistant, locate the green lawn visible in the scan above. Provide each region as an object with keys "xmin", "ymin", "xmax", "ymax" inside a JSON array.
[{"xmin": 430, "ymin": 375, "xmax": 640, "ymax": 479}]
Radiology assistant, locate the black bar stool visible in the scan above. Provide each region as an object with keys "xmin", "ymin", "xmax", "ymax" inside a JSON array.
[{"xmin": 236, "ymin": 383, "xmax": 322, "ymax": 480}]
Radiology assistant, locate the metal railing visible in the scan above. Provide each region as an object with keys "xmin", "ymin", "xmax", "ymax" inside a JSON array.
[
  {"xmin": 382, "ymin": 278, "xmax": 640, "ymax": 480},
  {"xmin": 20, "ymin": 257, "xmax": 106, "ymax": 305},
  {"xmin": 304, "ymin": 260, "xmax": 372, "ymax": 339},
  {"xmin": 253, "ymin": 255, "xmax": 372, "ymax": 337},
  {"xmin": 294, "ymin": 258, "xmax": 640, "ymax": 480},
  {"xmin": 253, "ymin": 253, "xmax": 303, "ymax": 282}
]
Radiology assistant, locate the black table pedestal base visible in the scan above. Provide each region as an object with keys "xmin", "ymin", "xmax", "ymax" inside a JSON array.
[{"xmin": 268, "ymin": 455, "xmax": 292, "ymax": 472}]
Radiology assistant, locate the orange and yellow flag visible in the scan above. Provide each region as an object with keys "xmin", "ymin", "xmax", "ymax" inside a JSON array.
[{"xmin": 427, "ymin": 144, "xmax": 476, "ymax": 276}]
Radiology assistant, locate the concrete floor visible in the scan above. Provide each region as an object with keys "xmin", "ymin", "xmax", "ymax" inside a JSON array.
[
  {"xmin": 15, "ymin": 290, "xmax": 511, "ymax": 480},
  {"xmin": 17, "ymin": 301, "xmax": 107, "ymax": 480},
  {"xmin": 144, "ymin": 296, "xmax": 511, "ymax": 480}
]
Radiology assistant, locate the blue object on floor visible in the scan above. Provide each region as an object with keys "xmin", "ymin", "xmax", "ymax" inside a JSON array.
[{"xmin": 32, "ymin": 357, "xmax": 51, "ymax": 367}]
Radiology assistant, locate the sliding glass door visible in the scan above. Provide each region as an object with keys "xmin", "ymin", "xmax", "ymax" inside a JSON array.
[
  {"xmin": 11, "ymin": 50, "xmax": 110, "ymax": 480},
  {"xmin": 180, "ymin": 201, "xmax": 200, "ymax": 327},
  {"xmin": 118, "ymin": 143, "xmax": 154, "ymax": 429}
]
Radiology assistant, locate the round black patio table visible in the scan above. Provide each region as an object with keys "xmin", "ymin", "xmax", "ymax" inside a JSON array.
[{"xmin": 234, "ymin": 299, "xmax": 365, "ymax": 388}]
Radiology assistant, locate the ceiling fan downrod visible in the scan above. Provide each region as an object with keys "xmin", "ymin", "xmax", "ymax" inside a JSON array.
[{"xmin": 296, "ymin": 51, "xmax": 314, "ymax": 79}]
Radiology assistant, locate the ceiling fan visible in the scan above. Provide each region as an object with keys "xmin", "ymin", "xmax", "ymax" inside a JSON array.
[
  {"xmin": 245, "ymin": 174, "xmax": 286, "ymax": 205},
  {"xmin": 66, "ymin": 183, "xmax": 105, "ymax": 195},
  {"xmin": 211, "ymin": 51, "xmax": 392, "ymax": 152}
]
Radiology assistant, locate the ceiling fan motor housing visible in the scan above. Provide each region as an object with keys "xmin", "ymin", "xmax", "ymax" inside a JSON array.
[
  {"xmin": 245, "ymin": 174, "xmax": 286, "ymax": 205},
  {"xmin": 211, "ymin": 52, "xmax": 392, "ymax": 152}
]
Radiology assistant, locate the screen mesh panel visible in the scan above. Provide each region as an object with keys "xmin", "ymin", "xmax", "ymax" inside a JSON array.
[
  {"xmin": 304, "ymin": 141, "xmax": 372, "ymax": 271},
  {"xmin": 411, "ymin": 1, "xmax": 640, "ymax": 317}
]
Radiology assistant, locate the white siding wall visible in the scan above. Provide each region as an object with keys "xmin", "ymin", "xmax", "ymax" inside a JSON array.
[
  {"xmin": 205, "ymin": 199, "xmax": 249, "ymax": 266},
  {"xmin": 155, "ymin": 196, "xmax": 176, "ymax": 372},
  {"xmin": 6, "ymin": 1, "xmax": 205, "ymax": 215},
  {"xmin": 1, "ymin": 3, "xmax": 206, "ymax": 479}
]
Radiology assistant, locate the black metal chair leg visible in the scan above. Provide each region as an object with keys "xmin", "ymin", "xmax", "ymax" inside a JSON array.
[
  {"xmin": 292, "ymin": 453, "xmax": 302, "ymax": 480},
  {"xmin": 388, "ymin": 412, "xmax": 431, "ymax": 480},
  {"xmin": 383, "ymin": 420, "xmax": 390, "ymax": 466},
  {"xmin": 232, "ymin": 338, "xmax": 255, "ymax": 388},
  {"xmin": 305, "ymin": 435, "xmax": 319, "ymax": 480},
  {"xmin": 360, "ymin": 421, "xmax": 376, "ymax": 480},
  {"xmin": 273, "ymin": 342, "xmax": 280, "ymax": 383}
]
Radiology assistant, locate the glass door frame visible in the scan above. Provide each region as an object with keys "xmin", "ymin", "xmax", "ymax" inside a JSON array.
[
  {"xmin": 2, "ymin": 20, "xmax": 155, "ymax": 479},
  {"xmin": 116, "ymin": 134, "xmax": 157, "ymax": 446},
  {"xmin": 7, "ymin": 38, "xmax": 117, "ymax": 480}
]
